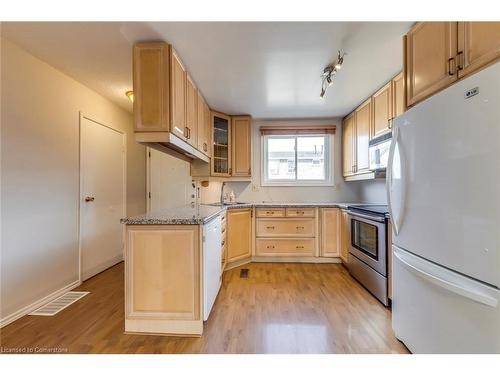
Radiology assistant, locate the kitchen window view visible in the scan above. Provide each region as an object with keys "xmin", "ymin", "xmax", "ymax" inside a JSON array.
[{"xmin": 262, "ymin": 134, "xmax": 333, "ymax": 186}]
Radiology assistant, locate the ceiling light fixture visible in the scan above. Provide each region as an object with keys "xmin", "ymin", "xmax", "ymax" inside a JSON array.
[
  {"xmin": 320, "ymin": 50, "xmax": 346, "ymax": 98},
  {"xmin": 125, "ymin": 90, "xmax": 135, "ymax": 102}
]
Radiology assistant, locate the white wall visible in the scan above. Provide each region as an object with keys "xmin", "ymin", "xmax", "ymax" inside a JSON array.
[
  {"xmin": 0, "ymin": 38, "xmax": 146, "ymax": 324},
  {"xmin": 211, "ymin": 118, "xmax": 360, "ymax": 203}
]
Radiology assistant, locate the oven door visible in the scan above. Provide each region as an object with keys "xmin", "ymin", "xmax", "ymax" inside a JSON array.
[{"xmin": 348, "ymin": 211, "xmax": 387, "ymax": 276}]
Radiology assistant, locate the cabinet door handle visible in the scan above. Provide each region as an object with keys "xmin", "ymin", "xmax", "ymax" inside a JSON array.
[
  {"xmin": 266, "ymin": 226, "xmax": 275, "ymax": 230},
  {"xmin": 203, "ymin": 142, "xmax": 207, "ymax": 151},
  {"xmin": 296, "ymin": 246, "xmax": 304, "ymax": 249},
  {"xmin": 457, "ymin": 51, "xmax": 464, "ymax": 71},
  {"xmin": 184, "ymin": 126, "xmax": 189, "ymax": 138},
  {"xmin": 296, "ymin": 226, "xmax": 305, "ymax": 230},
  {"xmin": 448, "ymin": 57, "xmax": 456, "ymax": 76},
  {"xmin": 266, "ymin": 245, "xmax": 275, "ymax": 249}
]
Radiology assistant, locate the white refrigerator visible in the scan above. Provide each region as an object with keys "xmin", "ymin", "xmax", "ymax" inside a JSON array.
[{"xmin": 388, "ymin": 62, "xmax": 500, "ymax": 353}]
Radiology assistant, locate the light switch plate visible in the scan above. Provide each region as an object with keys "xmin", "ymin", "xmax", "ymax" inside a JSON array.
[{"xmin": 252, "ymin": 184, "xmax": 260, "ymax": 192}]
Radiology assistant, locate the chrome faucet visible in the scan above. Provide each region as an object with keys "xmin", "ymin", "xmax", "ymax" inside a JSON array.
[{"xmin": 220, "ymin": 181, "xmax": 226, "ymax": 205}]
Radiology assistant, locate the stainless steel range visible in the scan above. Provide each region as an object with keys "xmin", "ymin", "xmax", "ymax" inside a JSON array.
[{"xmin": 347, "ymin": 205, "xmax": 389, "ymax": 306}]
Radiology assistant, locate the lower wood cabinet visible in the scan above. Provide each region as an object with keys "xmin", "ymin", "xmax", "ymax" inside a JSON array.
[
  {"xmin": 320, "ymin": 208, "xmax": 340, "ymax": 257},
  {"xmin": 256, "ymin": 238, "xmax": 315, "ymax": 257},
  {"xmin": 339, "ymin": 209, "xmax": 350, "ymax": 263},
  {"xmin": 226, "ymin": 208, "xmax": 252, "ymax": 263},
  {"xmin": 124, "ymin": 225, "xmax": 202, "ymax": 335}
]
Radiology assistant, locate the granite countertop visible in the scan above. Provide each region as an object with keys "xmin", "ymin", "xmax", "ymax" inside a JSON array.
[{"xmin": 121, "ymin": 202, "xmax": 363, "ymax": 225}]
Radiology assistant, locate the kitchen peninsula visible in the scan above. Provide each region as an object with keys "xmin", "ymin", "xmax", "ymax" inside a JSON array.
[{"xmin": 121, "ymin": 202, "xmax": 356, "ymax": 336}]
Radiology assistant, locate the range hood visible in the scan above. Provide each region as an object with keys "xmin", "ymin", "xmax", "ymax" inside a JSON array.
[{"xmin": 135, "ymin": 132, "xmax": 209, "ymax": 163}]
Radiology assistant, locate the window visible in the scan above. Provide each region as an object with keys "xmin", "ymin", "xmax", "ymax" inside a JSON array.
[{"xmin": 262, "ymin": 134, "xmax": 334, "ymax": 186}]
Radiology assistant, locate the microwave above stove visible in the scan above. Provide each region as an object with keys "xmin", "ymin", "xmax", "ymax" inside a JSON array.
[{"xmin": 369, "ymin": 132, "xmax": 392, "ymax": 172}]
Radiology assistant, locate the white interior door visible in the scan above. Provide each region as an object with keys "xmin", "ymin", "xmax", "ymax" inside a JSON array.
[
  {"xmin": 81, "ymin": 116, "xmax": 125, "ymax": 281},
  {"xmin": 148, "ymin": 147, "xmax": 193, "ymax": 211}
]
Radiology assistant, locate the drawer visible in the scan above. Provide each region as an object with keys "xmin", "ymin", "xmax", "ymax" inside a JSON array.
[
  {"xmin": 256, "ymin": 238, "xmax": 315, "ymax": 257},
  {"xmin": 256, "ymin": 208, "xmax": 286, "ymax": 217},
  {"xmin": 286, "ymin": 207, "xmax": 315, "ymax": 217},
  {"xmin": 256, "ymin": 218, "xmax": 315, "ymax": 237}
]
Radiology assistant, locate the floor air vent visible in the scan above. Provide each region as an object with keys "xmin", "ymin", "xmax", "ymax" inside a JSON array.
[
  {"xmin": 240, "ymin": 269, "xmax": 249, "ymax": 279},
  {"xmin": 29, "ymin": 291, "xmax": 89, "ymax": 316}
]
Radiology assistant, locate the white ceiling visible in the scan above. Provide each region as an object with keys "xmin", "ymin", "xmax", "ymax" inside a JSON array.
[{"xmin": 2, "ymin": 22, "xmax": 413, "ymax": 119}]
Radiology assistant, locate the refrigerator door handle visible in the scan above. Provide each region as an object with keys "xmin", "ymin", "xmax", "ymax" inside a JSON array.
[
  {"xmin": 394, "ymin": 247, "xmax": 498, "ymax": 308},
  {"xmin": 386, "ymin": 125, "xmax": 405, "ymax": 235}
]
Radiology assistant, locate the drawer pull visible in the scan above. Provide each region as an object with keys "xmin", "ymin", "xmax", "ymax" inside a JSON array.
[
  {"xmin": 266, "ymin": 245, "xmax": 275, "ymax": 249},
  {"xmin": 296, "ymin": 245, "xmax": 304, "ymax": 249},
  {"xmin": 296, "ymin": 226, "xmax": 305, "ymax": 230},
  {"xmin": 266, "ymin": 211, "xmax": 274, "ymax": 215},
  {"xmin": 266, "ymin": 226, "xmax": 275, "ymax": 229},
  {"xmin": 296, "ymin": 211, "xmax": 304, "ymax": 215}
]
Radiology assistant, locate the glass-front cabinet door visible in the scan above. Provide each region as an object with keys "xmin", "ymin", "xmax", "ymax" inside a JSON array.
[{"xmin": 211, "ymin": 112, "xmax": 232, "ymax": 176}]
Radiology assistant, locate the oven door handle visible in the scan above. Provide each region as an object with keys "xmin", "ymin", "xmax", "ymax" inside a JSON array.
[{"xmin": 348, "ymin": 211, "xmax": 385, "ymax": 223}]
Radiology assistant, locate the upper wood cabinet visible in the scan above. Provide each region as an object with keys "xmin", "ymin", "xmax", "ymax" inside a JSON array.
[
  {"xmin": 342, "ymin": 113, "xmax": 355, "ymax": 177},
  {"xmin": 227, "ymin": 208, "xmax": 252, "ymax": 263},
  {"xmin": 231, "ymin": 116, "xmax": 252, "ymax": 177},
  {"xmin": 133, "ymin": 42, "xmax": 209, "ymax": 162},
  {"xmin": 171, "ymin": 49, "xmax": 188, "ymax": 140},
  {"xmin": 211, "ymin": 112, "xmax": 232, "ymax": 177},
  {"xmin": 320, "ymin": 208, "xmax": 340, "ymax": 257},
  {"xmin": 371, "ymin": 81, "xmax": 392, "ymax": 139},
  {"xmin": 185, "ymin": 74, "xmax": 198, "ymax": 147},
  {"xmin": 392, "ymin": 72, "xmax": 405, "ymax": 119},
  {"xmin": 133, "ymin": 43, "xmax": 171, "ymax": 132},
  {"xmin": 404, "ymin": 22, "xmax": 499, "ymax": 108},
  {"xmin": 405, "ymin": 22, "xmax": 458, "ymax": 107},
  {"xmin": 457, "ymin": 22, "xmax": 500, "ymax": 78},
  {"xmin": 354, "ymin": 99, "xmax": 371, "ymax": 175},
  {"xmin": 197, "ymin": 93, "xmax": 210, "ymax": 156}
]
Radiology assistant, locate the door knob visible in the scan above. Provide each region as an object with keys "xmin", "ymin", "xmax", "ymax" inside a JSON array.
[{"xmin": 85, "ymin": 196, "xmax": 95, "ymax": 202}]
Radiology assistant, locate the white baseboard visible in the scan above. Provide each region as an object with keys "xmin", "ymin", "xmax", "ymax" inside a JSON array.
[
  {"xmin": 0, "ymin": 279, "xmax": 81, "ymax": 328},
  {"xmin": 82, "ymin": 254, "xmax": 123, "ymax": 281}
]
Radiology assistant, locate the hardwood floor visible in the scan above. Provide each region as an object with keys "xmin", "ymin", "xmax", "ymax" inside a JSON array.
[{"xmin": 0, "ymin": 262, "xmax": 408, "ymax": 354}]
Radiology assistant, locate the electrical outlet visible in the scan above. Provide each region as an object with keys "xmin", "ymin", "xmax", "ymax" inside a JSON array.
[{"xmin": 252, "ymin": 184, "xmax": 260, "ymax": 192}]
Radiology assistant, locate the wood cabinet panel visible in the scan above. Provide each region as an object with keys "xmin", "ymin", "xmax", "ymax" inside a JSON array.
[
  {"xmin": 126, "ymin": 225, "xmax": 200, "ymax": 320},
  {"xmin": 133, "ymin": 43, "xmax": 170, "ymax": 132},
  {"xmin": 227, "ymin": 208, "xmax": 252, "ymax": 263},
  {"xmin": 256, "ymin": 218, "xmax": 315, "ymax": 238},
  {"xmin": 185, "ymin": 74, "xmax": 198, "ymax": 147},
  {"xmin": 354, "ymin": 99, "xmax": 371, "ymax": 174},
  {"xmin": 197, "ymin": 93, "xmax": 210, "ymax": 156},
  {"xmin": 392, "ymin": 72, "xmax": 405, "ymax": 119},
  {"xmin": 457, "ymin": 22, "xmax": 500, "ymax": 78},
  {"xmin": 320, "ymin": 208, "xmax": 340, "ymax": 257},
  {"xmin": 371, "ymin": 82, "xmax": 392, "ymax": 139},
  {"xmin": 406, "ymin": 22, "xmax": 458, "ymax": 107},
  {"xmin": 342, "ymin": 113, "xmax": 355, "ymax": 177},
  {"xmin": 256, "ymin": 238, "xmax": 315, "ymax": 257},
  {"xmin": 285, "ymin": 208, "xmax": 315, "ymax": 218},
  {"xmin": 170, "ymin": 49, "xmax": 187, "ymax": 140},
  {"xmin": 231, "ymin": 116, "xmax": 252, "ymax": 177},
  {"xmin": 339, "ymin": 209, "xmax": 350, "ymax": 263},
  {"xmin": 256, "ymin": 208, "xmax": 286, "ymax": 218}
]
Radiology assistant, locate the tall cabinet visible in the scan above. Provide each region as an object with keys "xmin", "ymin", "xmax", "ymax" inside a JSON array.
[{"xmin": 405, "ymin": 22, "xmax": 500, "ymax": 108}]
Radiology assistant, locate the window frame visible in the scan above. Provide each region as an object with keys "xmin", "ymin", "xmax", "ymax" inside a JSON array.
[{"xmin": 261, "ymin": 133, "xmax": 335, "ymax": 187}]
